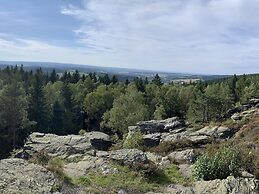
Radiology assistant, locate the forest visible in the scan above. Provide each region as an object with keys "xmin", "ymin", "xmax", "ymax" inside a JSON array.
[{"xmin": 0, "ymin": 65, "xmax": 259, "ymax": 159}]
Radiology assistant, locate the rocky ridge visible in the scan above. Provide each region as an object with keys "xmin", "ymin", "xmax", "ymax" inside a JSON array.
[{"xmin": 0, "ymin": 99, "xmax": 259, "ymax": 193}]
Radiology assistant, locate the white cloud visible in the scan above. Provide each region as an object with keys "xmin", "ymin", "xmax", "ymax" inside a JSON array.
[{"xmin": 59, "ymin": 0, "xmax": 259, "ymax": 74}]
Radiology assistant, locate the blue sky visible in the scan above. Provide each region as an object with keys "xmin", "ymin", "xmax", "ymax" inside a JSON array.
[{"xmin": 0, "ymin": 0, "xmax": 258, "ymax": 74}]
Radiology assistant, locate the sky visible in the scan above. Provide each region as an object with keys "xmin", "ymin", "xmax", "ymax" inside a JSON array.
[{"xmin": 0, "ymin": 0, "xmax": 259, "ymax": 74}]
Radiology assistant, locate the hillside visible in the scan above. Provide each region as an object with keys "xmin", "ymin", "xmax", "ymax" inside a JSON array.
[
  {"xmin": 0, "ymin": 61, "xmax": 230, "ymax": 82},
  {"xmin": 0, "ymin": 98, "xmax": 259, "ymax": 193},
  {"xmin": 0, "ymin": 66, "xmax": 258, "ymax": 193}
]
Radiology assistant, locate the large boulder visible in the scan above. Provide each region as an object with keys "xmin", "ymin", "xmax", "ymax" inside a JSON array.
[
  {"xmin": 143, "ymin": 133, "xmax": 161, "ymax": 147},
  {"xmin": 64, "ymin": 154, "xmax": 117, "ymax": 178},
  {"xmin": 188, "ymin": 126, "xmax": 236, "ymax": 142},
  {"xmin": 24, "ymin": 132, "xmax": 112, "ymax": 158},
  {"xmin": 0, "ymin": 158, "xmax": 58, "ymax": 194},
  {"xmin": 168, "ymin": 149, "xmax": 195, "ymax": 163},
  {"xmin": 137, "ymin": 117, "xmax": 185, "ymax": 134},
  {"xmin": 164, "ymin": 176, "xmax": 259, "ymax": 194},
  {"xmin": 193, "ymin": 176, "xmax": 259, "ymax": 194},
  {"xmin": 231, "ymin": 108, "xmax": 259, "ymax": 121},
  {"xmin": 108, "ymin": 149, "xmax": 148, "ymax": 166},
  {"xmin": 85, "ymin": 131, "xmax": 113, "ymax": 151}
]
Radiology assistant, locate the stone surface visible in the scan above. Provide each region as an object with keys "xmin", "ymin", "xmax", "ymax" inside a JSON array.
[
  {"xmin": 178, "ymin": 164, "xmax": 192, "ymax": 179},
  {"xmin": 231, "ymin": 108, "xmax": 259, "ymax": 121},
  {"xmin": 64, "ymin": 155, "xmax": 117, "ymax": 178},
  {"xmin": 24, "ymin": 132, "xmax": 112, "ymax": 158},
  {"xmin": 165, "ymin": 184, "xmax": 194, "ymax": 194},
  {"xmin": 137, "ymin": 117, "xmax": 185, "ymax": 134},
  {"xmin": 0, "ymin": 158, "xmax": 58, "ymax": 194},
  {"xmin": 193, "ymin": 176, "xmax": 259, "ymax": 194},
  {"xmin": 168, "ymin": 149, "xmax": 195, "ymax": 163},
  {"xmin": 164, "ymin": 176, "xmax": 259, "ymax": 194},
  {"xmin": 188, "ymin": 126, "xmax": 235, "ymax": 141},
  {"xmin": 146, "ymin": 152, "xmax": 170, "ymax": 167},
  {"xmin": 143, "ymin": 133, "xmax": 161, "ymax": 147},
  {"xmin": 108, "ymin": 149, "xmax": 148, "ymax": 166}
]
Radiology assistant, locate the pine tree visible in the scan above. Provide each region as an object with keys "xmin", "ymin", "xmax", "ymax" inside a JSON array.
[
  {"xmin": 28, "ymin": 73, "xmax": 49, "ymax": 132},
  {"xmin": 152, "ymin": 74, "xmax": 163, "ymax": 86},
  {"xmin": 50, "ymin": 69, "xmax": 58, "ymax": 83},
  {"xmin": 0, "ymin": 81, "xmax": 29, "ymax": 147}
]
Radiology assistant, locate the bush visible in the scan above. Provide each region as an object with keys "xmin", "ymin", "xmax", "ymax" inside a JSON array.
[
  {"xmin": 192, "ymin": 147, "xmax": 242, "ymax": 180},
  {"xmin": 123, "ymin": 130, "xmax": 144, "ymax": 149},
  {"xmin": 78, "ymin": 129, "xmax": 87, "ymax": 136},
  {"xmin": 29, "ymin": 150, "xmax": 50, "ymax": 166},
  {"xmin": 148, "ymin": 139, "xmax": 197, "ymax": 155}
]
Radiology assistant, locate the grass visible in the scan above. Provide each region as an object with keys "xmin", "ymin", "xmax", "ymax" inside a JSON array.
[{"xmin": 75, "ymin": 164, "xmax": 189, "ymax": 193}]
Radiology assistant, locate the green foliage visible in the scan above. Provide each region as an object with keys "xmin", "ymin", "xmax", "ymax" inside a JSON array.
[
  {"xmin": 76, "ymin": 165, "xmax": 158, "ymax": 192},
  {"xmin": 102, "ymin": 87, "xmax": 149, "ymax": 134},
  {"xmin": 29, "ymin": 150, "xmax": 51, "ymax": 166},
  {"xmin": 78, "ymin": 129, "xmax": 87, "ymax": 136},
  {"xmin": 154, "ymin": 105, "xmax": 166, "ymax": 120},
  {"xmin": 76, "ymin": 164, "xmax": 187, "ymax": 193},
  {"xmin": 123, "ymin": 130, "xmax": 144, "ymax": 149},
  {"xmin": 152, "ymin": 74, "xmax": 163, "ymax": 86},
  {"xmin": 192, "ymin": 147, "xmax": 242, "ymax": 180},
  {"xmin": 148, "ymin": 164, "xmax": 188, "ymax": 185},
  {"xmin": 47, "ymin": 157, "xmax": 64, "ymax": 178},
  {"xmin": 0, "ymin": 81, "xmax": 29, "ymax": 148}
]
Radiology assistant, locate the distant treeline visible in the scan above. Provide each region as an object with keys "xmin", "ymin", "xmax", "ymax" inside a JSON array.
[{"xmin": 0, "ymin": 65, "xmax": 258, "ymax": 158}]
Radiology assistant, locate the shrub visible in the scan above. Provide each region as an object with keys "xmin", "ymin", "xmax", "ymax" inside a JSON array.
[
  {"xmin": 29, "ymin": 150, "xmax": 50, "ymax": 166},
  {"xmin": 78, "ymin": 129, "xmax": 87, "ymax": 136},
  {"xmin": 123, "ymin": 130, "xmax": 144, "ymax": 149},
  {"xmin": 148, "ymin": 139, "xmax": 197, "ymax": 155},
  {"xmin": 192, "ymin": 147, "xmax": 242, "ymax": 180}
]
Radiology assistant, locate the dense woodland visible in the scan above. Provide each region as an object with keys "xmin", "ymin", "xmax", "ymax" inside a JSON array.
[{"xmin": 0, "ymin": 65, "xmax": 259, "ymax": 158}]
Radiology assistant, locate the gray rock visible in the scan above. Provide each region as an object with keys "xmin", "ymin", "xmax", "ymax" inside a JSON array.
[
  {"xmin": 143, "ymin": 133, "xmax": 161, "ymax": 147},
  {"xmin": 64, "ymin": 155, "xmax": 117, "ymax": 178},
  {"xmin": 0, "ymin": 158, "xmax": 58, "ymax": 194},
  {"xmin": 188, "ymin": 126, "xmax": 235, "ymax": 142},
  {"xmin": 146, "ymin": 152, "xmax": 170, "ymax": 167},
  {"xmin": 163, "ymin": 176, "xmax": 259, "ymax": 194},
  {"xmin": 165, "ymin": 184, "xmax": 194, "ymax": 194},
  {"xmin": 178, "ymin": 164, "xmax": 192, "ymax": 179},
  {"xmin": 194, "ymin": 176, "xmax": 259, "ymax": 194},
  {"xmin": 231, "ymin": 108, "xmax": 259, "ymax": 121},
  {"xmin": 109, "ymin": 149, "xmax": 148, "ymax": 166},
  {"xmin": 168, "ymin": 149, "xmax": 195, "ymax": 163},
  {"xmin": 137, "ymin": 117, "xmax": 185, "ymax": 134},
  {"xmin": 86, "ymin": 131, "xmax": 113, "ymax": 151},
  {"xmin": 24, "ymin": 132, "xmax": 112, "ymax": 158}
]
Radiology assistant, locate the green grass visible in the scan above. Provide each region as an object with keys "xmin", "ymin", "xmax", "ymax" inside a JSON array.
[{"xmin": 75, "ymin": 164, "xmax": 188, "ymax": 193}]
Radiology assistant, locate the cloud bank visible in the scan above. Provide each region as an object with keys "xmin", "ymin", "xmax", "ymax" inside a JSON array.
[
  {"xmin": 60, "ymin": 0, "xmax": 259, "ymax": 74},
  {"xmin": 0, "ymin": 0, "xmax": 259, "ymax": 74}
]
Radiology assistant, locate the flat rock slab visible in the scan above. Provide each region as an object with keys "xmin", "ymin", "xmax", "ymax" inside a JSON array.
[
  {"xmin": 24, "ymin": 132, "xmax": 112, "ymax": 158},
  {"xmin": 0, "ymin": 158, "xmax": 58, "ymax": 194}
]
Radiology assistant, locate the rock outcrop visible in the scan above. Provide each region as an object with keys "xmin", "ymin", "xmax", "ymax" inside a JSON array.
[
  {"xmin": 136, "ymin": 117, "xmax": 185, "ymax": 134},
  {"xmin": 108, "ymin": 149, "xmax": 148, "ymax": 166},
  {"xmin": 0, "ymin": 158, "xmax": 58, "ymax": 194},
  {"xmin": 168, "ymin": 149, "xmax": 195, "ymax": 163},
  {"xmin": 64, "ymin": 154, "xmax": 117, "ymax": 178},
  {"xmin": 23, "ymin": 132, "xmax": 112, "ymax": 158},
  {"xmin": 224, "ymin": 98, "xmax": 259, "ymax": 121},
  {"xmin": 165, "ymin": 176, "xmax": 259, "ymax": 194}
]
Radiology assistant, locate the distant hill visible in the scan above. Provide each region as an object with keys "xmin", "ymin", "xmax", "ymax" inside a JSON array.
[{"xmin": 0, "ymin": 61, "xmax": 230, "ymax": 82}]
